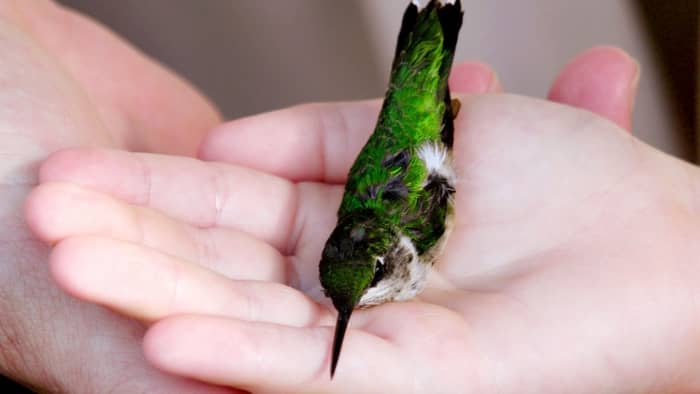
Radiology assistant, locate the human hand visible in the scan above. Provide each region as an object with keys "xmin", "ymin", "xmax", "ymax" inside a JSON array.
[
  {"xmin": 29, "ymin": 47, "xmax": 694, "ymax": 394},
  {"xmin": 0, "ymin": 1, "xmax": 229, "ymax": 392}
]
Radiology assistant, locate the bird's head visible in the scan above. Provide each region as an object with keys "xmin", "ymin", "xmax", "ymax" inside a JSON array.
[{"xmin": 319, "ymin": 210, "xmax": 397, "ymax": 377}]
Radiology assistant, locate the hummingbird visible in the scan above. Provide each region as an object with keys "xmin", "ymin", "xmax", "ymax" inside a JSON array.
[{"xmin": 319, "ymin": 0, "xmax": 463, "ymax": 379}]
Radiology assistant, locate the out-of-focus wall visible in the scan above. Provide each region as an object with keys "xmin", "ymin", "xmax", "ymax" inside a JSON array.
[
  {"xmin": 60, "ymin": 0, "xmax": 688, "ymax": 159},
  {"xmin": 60, "ymin": 0, "xmax": 383, "ymax": 118}
]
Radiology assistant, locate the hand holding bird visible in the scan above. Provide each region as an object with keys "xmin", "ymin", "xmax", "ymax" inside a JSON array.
[{"xmin": 27, "ymin": 45, "xmax": 700, "ymax": 393}]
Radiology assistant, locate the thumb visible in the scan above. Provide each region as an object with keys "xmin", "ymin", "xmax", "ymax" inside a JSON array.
[{"xmin": 548, "ymin": 46, "xmax": 640, "ymax": 131}]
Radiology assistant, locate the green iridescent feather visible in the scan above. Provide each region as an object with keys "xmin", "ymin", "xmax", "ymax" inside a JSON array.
[{"xmin": 338, "ymin": 1, "xmax": 457, "ymax": 249}]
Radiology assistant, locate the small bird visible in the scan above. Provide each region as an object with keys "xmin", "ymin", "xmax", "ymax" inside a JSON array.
[{"xmin": 319, "ymin": 0, "xmax": 464, "ymax": 379}]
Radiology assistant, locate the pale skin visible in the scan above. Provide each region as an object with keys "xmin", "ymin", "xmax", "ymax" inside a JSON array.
[
  {"xmin": 19, "ymin": 19, "xmax": 700, "ymax": 393},
  {"xmin": 1, "ymin": 1, "xmax": 694, "ymax": 392},
  {"xmin": 0, "ymin": 0, "xmax": 225, "ymax": 392}
]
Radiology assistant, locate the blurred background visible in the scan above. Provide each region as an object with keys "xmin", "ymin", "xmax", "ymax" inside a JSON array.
[
  {"xmin": 56, "ymin": 0, "xmax": 698, "ymax": 161},
  {"xmin": 0, "ymin": 1, "xmax": 698, "ymax": 392}
]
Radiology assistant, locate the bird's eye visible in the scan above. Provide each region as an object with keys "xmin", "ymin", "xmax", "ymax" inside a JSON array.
[{"xmin": 370, "ymin": 258, "xmax": 386, "ymax": 287}]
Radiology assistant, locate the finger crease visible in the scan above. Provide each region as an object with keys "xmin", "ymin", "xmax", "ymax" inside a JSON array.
[
  {"xmin": 166, "ymin": 261, "xmax": 184, "ymax": 316},
  {"xmin": 135, "ymin": 154, "xmax": 152, "ymax": 206},
  {"xmin": 240, "ymin": 285, "xmax": 260, "ymax": 322},
  {"xmin": 211, "ymin": 165, "xmax": 229, "ymax": 228},
  {"xmin": 285, "ymin": 183, "xmax": 304, "ymax": 256},
  {"xmin": 193, "ymin": 228, "xmax": 218, "ymax": 271}
]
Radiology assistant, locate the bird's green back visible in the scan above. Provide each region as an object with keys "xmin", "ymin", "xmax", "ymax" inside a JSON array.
[{"xmin": 339, "ymin": 2, "xmax": 455, "ymax": 223}]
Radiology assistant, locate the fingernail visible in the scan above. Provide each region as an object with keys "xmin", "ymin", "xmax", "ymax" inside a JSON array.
[
  {"xmin": 628, "ymin": 58, "xmax": 641, "ymax": 114},
  {"xmin": 487, "ymin": 70, "xmax": 502, "ymax": 92}
]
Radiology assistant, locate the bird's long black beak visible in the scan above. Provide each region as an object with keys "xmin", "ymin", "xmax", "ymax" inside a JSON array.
[{"xmin": 330, "ymin": 307, "xmax": 352, "ymax": 379}]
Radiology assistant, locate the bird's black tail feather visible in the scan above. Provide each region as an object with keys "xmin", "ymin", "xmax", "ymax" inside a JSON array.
[
  {"xmin": 392, "ymin": 1, "xmax": 464, "ymax": 148},
  {"xmin": 393, "ymin": 1, "xmax": 463, "ymax": 63},
  {"xmin": 437, "ymin": 1, "xmax": 464, "ymax": 149}
]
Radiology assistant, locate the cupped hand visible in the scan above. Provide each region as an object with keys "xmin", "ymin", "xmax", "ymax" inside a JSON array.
[
  {"xmin": 0, "ymin": 1, "xmax": 227, "ymax": 392},
  {"xmin": 28, "ymin": 47, "xmax": 696, "ymax": 394}
]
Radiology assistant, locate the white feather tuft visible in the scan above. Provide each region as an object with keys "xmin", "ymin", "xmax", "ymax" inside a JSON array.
[
  {"xmin": 412, "ymin": 0, "xmax": 457, "ymax": 9},
  {"xmin": 417, "ymin": 142, "xmax": 457, "ymax": 186},
  {"xmin": 417, "ymin": 143, "xmax": 446, "ymax": 172}
]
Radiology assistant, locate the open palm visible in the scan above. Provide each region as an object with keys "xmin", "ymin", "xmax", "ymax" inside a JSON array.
[{"xmin": 27, "ymin": 49, "xmax": 700, "ymax": 393}]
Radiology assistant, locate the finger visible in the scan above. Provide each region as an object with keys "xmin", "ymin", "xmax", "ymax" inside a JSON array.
[
  {"xmin": 449, "ymin": 60, "xmax": 502, "ymax": 93},
  {"xmin": 39, "ymin": 148, "xmax": 300, "ymax": 252},
  {"xmin": 548, "ymin": 46, "xmax": 640, "ymax": 131},
  {"xmin": 199, "ymin": 100, "xmax": 379, "ymax": 184},
  {"xmin": 50, "ymin": 235, "xmax": 329, "ymax": 326},
  {"xmin": 198, "ymin": 60, "xmax": 498, "ymax": 183},
  {"xmin": 14, "ymin": 1, "xmax": 220, "ymax": 154},
  {"xmin": 25, "ymin": 182, "xmax": 286, "ymax": 282},
  {"xmin": 39, "ymin": 148, "xmax": 345, "ymax": 267},
  {"xmin": 143, "ymin": 315, "xmax": 404, "ymax": 393}
]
